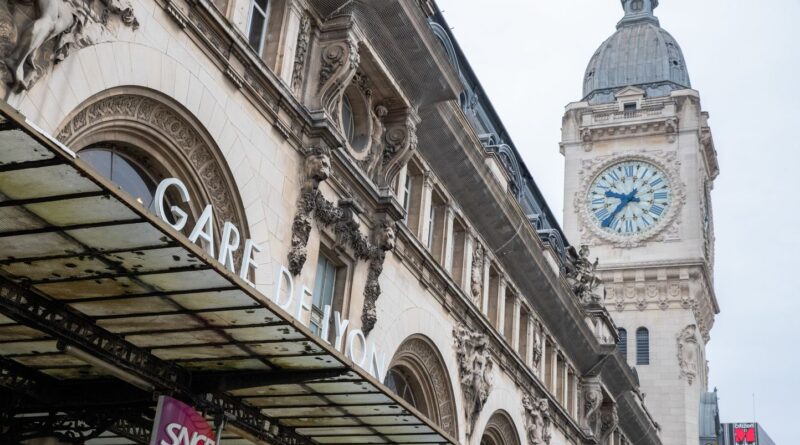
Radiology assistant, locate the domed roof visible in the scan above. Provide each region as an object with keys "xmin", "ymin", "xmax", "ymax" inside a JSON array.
[{"xmin": 583, "ymin": 0, "xmax": 691, "ymax": 104}]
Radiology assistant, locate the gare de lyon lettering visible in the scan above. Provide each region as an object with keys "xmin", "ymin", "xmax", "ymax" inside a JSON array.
[{"xmin": 154, "ymin": 177, "xmax": 387, "ymax": 380}]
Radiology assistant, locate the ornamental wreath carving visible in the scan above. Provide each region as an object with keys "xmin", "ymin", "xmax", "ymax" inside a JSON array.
[
  {"xmin": 599, "ymin": 404, "xmax": 619, "ymax": 443},
  {"xmin": 575, "ymin": 151, "xmax": 686, "ymax": 248},
  {"xmin": 677, "ymin": 324, "xmax": 699, "ymax": 385},
  {"xmin": 522, "ymin": 395, "xmax": 552, "ymax": 445},
  {"xmin": 453, "ymin": 324, "xmax": 493, "ymax": 437},
  {"xmin": 0, "ymin": 0, "xmax": 139, "ymax": 92},
  {"xmin": 287, "ymin": 146, "xmax": 397, "ymax": 336}
]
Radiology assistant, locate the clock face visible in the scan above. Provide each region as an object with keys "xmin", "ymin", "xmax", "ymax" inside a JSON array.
[{"xmin": 587, "ymin": 160, "xmax": 672, "ymax": 236}]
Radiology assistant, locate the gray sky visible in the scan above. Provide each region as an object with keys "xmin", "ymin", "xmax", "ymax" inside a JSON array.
[{"xmin": 436, "ymin": 0, "xmax": 798, "ymax": 442}]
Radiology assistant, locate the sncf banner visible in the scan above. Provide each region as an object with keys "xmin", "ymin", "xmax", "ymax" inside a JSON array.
[{"xmin": 150, "ymin": 396, "xmax": 216, "ymax": 445}]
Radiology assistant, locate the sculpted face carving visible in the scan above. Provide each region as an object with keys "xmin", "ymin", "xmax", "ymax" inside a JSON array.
[
  {"xmin": 305, "ymin": 147, "xmax": 332, "ymax": 185},
  {"xmin": 376, "ymin": 216, "xmax": 396, "ymax": 251}
]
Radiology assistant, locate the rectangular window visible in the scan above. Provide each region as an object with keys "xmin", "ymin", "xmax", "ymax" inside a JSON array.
[
  {"xmin": 636, "ymin": 328, "xmax": 650, "ymax": 365},
  {"xmin": 544, "ymin": 340, "xmax": 554, "ymax": 391},
  {"xmin": 246, "ymin": 0, "xmax": 269, "ymax": 53},
  {"xmin": 503, "ymin": 291, "xmax": 514, "ymax": 343},
  {"xmin": 402, "ymin": 174, "xmax": 413, "ymax": 218},
  {"xmin": 487, "ymin": 267, "xmax": 500, "ymax": 326},
  {"xmin": 556, "ymin": 356, "xmax": 565, "ymax": 404},
  {"xmin": 311, "ymin": 253, "xmax": 346, "ymax": 338},
  {"xmin": 518, "ymin": 306, "xmax": 529, "ymax": 360},
  {"xmin": 450, "ymin": 219, "xmax": 467, "ymax": 285}
]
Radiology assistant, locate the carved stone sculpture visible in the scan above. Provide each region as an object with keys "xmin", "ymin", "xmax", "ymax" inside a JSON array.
[
  {"xmin": 4, "ymin": 0, "xmax": 139, "ymax": 92},
  {"xmin": 291, "ymin": 14, "xmax": 311, "ymax": 93},
  {"xmin": 531, "ymin": 322, "xmax": 543, "ymax": 369},
  {"xmin": 522, "ymin": 395, "xmax": 552, "ymax": 445},
  {"xmin": 0, "ymin": 2, "xmax": 17, "ymax": 87},
  {"xmin": 581, "ymin": 377, "xmax": 603, "ymax": 436},
  {"xmin": 361, "ymin": 214, "xmax": 396, "ymax": 336},
  {"xmin": 470, "ymin": 243, "xmax": 484, "ymax": 305},
  {"xmin": 318, "ymin": 38, "xmax": 359, "ymax": 116},
  {"xmin": 288, "ymin": 146, "xmax": 332, "ymax": 276},
  {"xmin": 599, "ymin": 404, "xmax": 619, "ymax": 443},
  {"xmin": 677, "ymin": 324, "xmax": 699, "ymax": 385},
  {"xmin": 453, "ymin": 324, "xmax": 493, "ymax": 436},
  {"xmin": 566, "ymin": 245, "xmax": 604, "ymax": 304}
]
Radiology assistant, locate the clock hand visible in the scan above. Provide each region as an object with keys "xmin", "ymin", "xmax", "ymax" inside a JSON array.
[
  {"xmin": 604, "ymin": 190, "xmax": 628, "ymax": 200},
  {"xmin": 602, "ymin": 189, "xmax": 640, "ymax": 228}
]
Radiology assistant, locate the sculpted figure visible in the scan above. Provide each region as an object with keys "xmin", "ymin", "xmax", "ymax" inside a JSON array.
[
  {"xmin": 8, "ymin": 0, "xmax": 76, "ymax": 89},
  {"xmin": 453, "ymin": 324, "xmax": 493, "ymax": 436},
  {"xmin": 523, "ymin": 395, "xmax": 552, "ymax": 445},
  {"xmin": 566, "ymin": 245, "xmax": 603, "ymax": 304},
  {"xmin": 374, "ymin": 215, "xmax": 396, "ymax": 252},
  {"xmin": 470, "ymin": 243, "xmax": 484, "ymax": 305},
  {"xmin": 303, "ymin": 146, "xmax": 332, "ymax": 191}
]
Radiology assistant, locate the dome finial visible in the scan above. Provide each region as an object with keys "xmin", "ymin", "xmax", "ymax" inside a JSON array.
[{"xmin": 618, "ymin": 0, "xmax": 660, "ymax": 28}]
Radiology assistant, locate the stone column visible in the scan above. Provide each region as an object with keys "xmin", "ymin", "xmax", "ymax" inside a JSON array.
[
  {"xmin": 511, "ymin": 295, "xmax": 521, "ymax": 351},
  {"xmin": 418, "ymin": 173, "xmax": 434, "ymax": 243},
  {"xmin": 481, "ymin": 256, "xmax": 491, "ymax": 315},
  {"xmin": 526, "ymin": 315, "xmax": 535, "ymax": 367},
  {"xmin": 443, "ymin": 207, "xmax": 455, "ymax": 272},
  {"xmin": 463, "ymin": 233, "xmax": 475, "ymax": 291},
  {"xmin": 496, "ymin": 276, "xmax": 507, "ymax": 332}
]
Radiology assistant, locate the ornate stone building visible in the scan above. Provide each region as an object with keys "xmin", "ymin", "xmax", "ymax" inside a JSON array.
[
  {"xmin": 0, "ymin": 1, "xmax": 660, "ymax": 444},
  {"xmin": 561, "ymin": 1, "xmax": 721, "ymax": 444}
]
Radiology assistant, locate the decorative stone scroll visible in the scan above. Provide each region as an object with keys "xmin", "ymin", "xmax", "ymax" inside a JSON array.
[
  {"xmin": 453, "ymin": 324, "xmax": 493, "ymax": 437},
  {"xmin": 599, "ymin": 404, "xmax": 619, "ymax": 443},
  {"xmin": 522, "ymin": 395, "xmax": 552, "ymax": 445},
  {"xmin": 1, "ymin": 0, "xmax": 139, "ymax": 93},
  {"xmin": 318, "ymin": 38, "xmax": 359, "ymax": 117},
  {"xmin": 581, "ymin": 376, "xmax": 603, "ymax": 436},
  {"xmin": 287, "ymin": 146, "xmax": 397, "ymax": 336},
  {"xmin": 677, "ymin": 324, "xmax": 699, "ymax": 385}
]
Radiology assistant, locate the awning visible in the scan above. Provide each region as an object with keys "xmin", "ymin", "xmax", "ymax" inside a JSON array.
[{"xmin": 0, "ymin": 101, "xmax": 457, "ymax": 445}]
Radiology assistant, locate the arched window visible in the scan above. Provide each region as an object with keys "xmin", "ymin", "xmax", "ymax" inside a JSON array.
[
  {"xmin": 384, "ymin": 336, "xmax": 457, "ymax": 437},
  {"xmin": 480, "ymin": 411, "xmax": 520, "ymax": 445},
  {"xmin": 636, "ymin": 328, "xmax": 650, "ymax": 365},
  {"xmin": 81, "ymin": 145, "xmax": 161, "ymax": 211},
  {"xmin": 617, "ymin": 328, "xmax": 628, "ymax": 359}
]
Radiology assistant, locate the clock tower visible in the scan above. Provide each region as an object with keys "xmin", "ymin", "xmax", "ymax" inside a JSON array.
[{"xmin": 560, "ymin": 1, "xmax": 720, "ymax": 444}]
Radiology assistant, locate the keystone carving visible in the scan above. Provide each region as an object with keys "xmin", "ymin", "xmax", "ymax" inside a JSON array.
[
  {"xmin": 581, "ymin": 377, "xmax": 603, "ymax": 436},
  {"xmin": 566, "ymin": 245, "xmax": 604, "ymax": 305},
  {"xmin": 1, "ymin": 0, "xmax": 139, "ymax": 93},
  {"xmin": 454, "ymin": 324, "xmax": 493, "ymax": 437},
  {"xmin": 522, "ymin": 395, "xmax": 552, "ymax": 445},
  {"xmin": 470, "ymin": 243, "xmax": 485, "ymax": 306},
  {"xmin": 677, "ymin": 324, "xmax": 699, "ymax": 385}
]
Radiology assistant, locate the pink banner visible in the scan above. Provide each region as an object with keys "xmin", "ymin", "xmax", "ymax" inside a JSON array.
[{"xmin": 150, "ymin": 396, "xmax": 216, "ymax": 445}]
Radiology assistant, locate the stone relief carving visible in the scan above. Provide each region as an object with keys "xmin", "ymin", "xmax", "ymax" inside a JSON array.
[
  {"xmin": 453, "ymin": 324, "xmax": 493, "ymax": 437},
  {"xmin": 291, "ymin": 13, "xmax": 311, "ymax": 93},
  {"xmin": 1, "ymin": 0, "xmax": 139, "ymax": 92},
  {"xmin": 531, "ymin": 321, "xmax": 543, "ymax": 369},
  {"xmin": 56, "ymin": 93, "xmax": 244, "ymax": 232},
  {"xmin": 522, "ymin": 395, "xmax": 552, "ymax": 445},
  {"xmin": 599, "ymin": 404, "xmax": 619, "ymax": 443},
  {"xmin": 581, "ymin": 377, "xmax": 603, "ymax": 436},
  {"xmin": 470, "ymin": 242, "xmax": 485, "ymax": 305},
  {"xmin": 575, "ymin": 151, "xmax": 687, "ymax": 248},
  {"xmin": 288, "ymin": 146, "xmax": 332, "ymax": 276},
  {"xmin": 677, "ymin": 324, "xmax": 699, "ymax": 385},
  {"xmin": 318, "ymin": 38, "xmax": 359, "ymax": 117},
  {"xmin": 565, "ymin": 245, "xmax": 604, "ymax": 305},
  {"xmin": 287, "ymin": 146, "xmax": 397, "ymax": 336}
]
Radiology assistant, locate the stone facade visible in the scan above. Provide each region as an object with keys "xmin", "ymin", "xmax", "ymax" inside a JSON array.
[{"xmin": 2, "ymin": 0, "xmax": 660, "ymax": 444}]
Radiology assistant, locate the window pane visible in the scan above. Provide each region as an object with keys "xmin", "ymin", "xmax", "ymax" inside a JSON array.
[
  {"xmin": 247, "ymin": 7, "xmax": 266, "ymax": 51},
  {"xmin": 321, "ymin": 260, "xmax": 336, "ymax": 307},
  {"xmin": 255, "ymin": 0, "xmax": 268, "ymax": 10},
  {"xmin": 617, "ymin": 328, "xmax": 627, "ymax": 359},
  {"xmin": 312, "ymin": 255, "xmax": 337, "ymax": 311},
  {"xmin": 636, "ymin": 328, "xmax": 649, "ymax": 365},
  {"xmin": 342, "ymin": 96, "xmax": 355, "ymax": 142}
]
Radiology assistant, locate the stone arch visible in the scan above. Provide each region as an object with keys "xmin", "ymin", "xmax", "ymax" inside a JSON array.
[
  {"xmin": 385, "ymin": 334, "xmax": 458, "ymax": 438},
  {"xmin": 54, "ymin": 86, "xmax": 249, "ymax": 238},
  {"xmin": 480, "ymin": 410, "xmax": 521, "ymax": 445}
]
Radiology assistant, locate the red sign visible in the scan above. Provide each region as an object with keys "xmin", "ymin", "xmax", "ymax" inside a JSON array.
[
  {"xmin": 734, "ymin": 424, "xmax": 757, "ymax": 444},
  {"xmin": 150, "ymin": 396, "xmax": 216, "ymax": 445}
]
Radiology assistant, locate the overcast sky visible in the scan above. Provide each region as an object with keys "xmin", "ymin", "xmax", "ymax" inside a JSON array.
[{"xmin": 435, "ymin": 0, "xmax": 797, "ymax": 442}]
